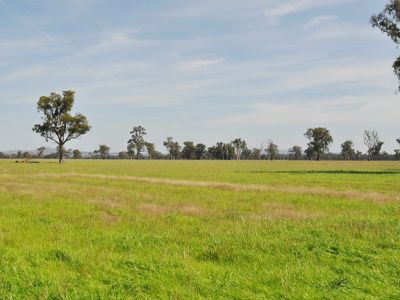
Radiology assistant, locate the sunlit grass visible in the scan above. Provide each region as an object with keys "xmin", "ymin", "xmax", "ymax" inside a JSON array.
[{"xmin": 0, "ymin": 160, "xmax": 399, "ymax": 298}]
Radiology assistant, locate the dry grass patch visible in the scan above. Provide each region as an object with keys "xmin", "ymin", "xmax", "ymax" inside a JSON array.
[
  {"xmin": 250, "ymin": 202, "xmax": 322, "ymax": 220},
  {"xmin": 30, "ymin": 173, "xmax": 399, "ymax": 203},
  {"xmin": 137, "ymin": 203, "xmax": 210, "ymax": 216},
  {"xmin": 100, "ymin": 210, "xmax": 119, "ymax": 224}
]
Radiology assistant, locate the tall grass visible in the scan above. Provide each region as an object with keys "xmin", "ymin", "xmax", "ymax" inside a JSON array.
[{"xmin": 0, "ymin": 160, "xmax": 399, "ymax": 298}]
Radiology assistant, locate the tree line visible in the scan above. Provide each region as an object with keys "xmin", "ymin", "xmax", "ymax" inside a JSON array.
[
  {"xmin": 0, "ymin": 91, "xmax": 399, "ymax": 162},
  {"xmin": 1, "ymin": 96, "xmax": 399, "ymax": 162}
]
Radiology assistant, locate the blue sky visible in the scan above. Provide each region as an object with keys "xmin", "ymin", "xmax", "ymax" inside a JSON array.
[{"xmin": 0, "ymin": 0, "xmax": 398, "ymax": 153}]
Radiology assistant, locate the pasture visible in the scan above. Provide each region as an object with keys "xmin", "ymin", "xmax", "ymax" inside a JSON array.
[{"xmin": 0, "ymin": 160, "xmax": 399, "ymax": 299}]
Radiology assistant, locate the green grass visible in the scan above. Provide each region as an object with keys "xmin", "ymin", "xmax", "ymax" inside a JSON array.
[{"xmin": 0, "ymin": 160, "xmax": 399, "ymax": 299}]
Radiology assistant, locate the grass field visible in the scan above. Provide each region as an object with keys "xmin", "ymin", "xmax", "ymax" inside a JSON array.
[{"xmin": 0, "ymin": 160, "xmax": 399, "ymax": 299}]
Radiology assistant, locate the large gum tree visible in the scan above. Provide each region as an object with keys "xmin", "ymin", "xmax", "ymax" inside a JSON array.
[
  {"xmin": 33, "ymin": 90, "xmax": 91, "ymax": 163},
  {"xmin": 371, "ymin": 0, "xmax": 400, "ymax": 90}
]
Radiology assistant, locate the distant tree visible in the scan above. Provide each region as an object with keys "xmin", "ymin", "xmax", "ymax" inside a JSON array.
[
  {"xmin": 395, "ymin": 138, "xmax": 400, "ymax": 159},
  {"xmin": 206, "ymin": 142, "xmax": 234, "ymax": 160},
  {"xmin": 194, "ymin": 143, "xmax": 206, "ymax": 160},
  {"xmin": 94, "ymin": 144, "xmax": 110, "ymax": 159},
  {"xmin": 304, "ymin": 128, "xmax": 333, "ymax": 161},
  {"xmin": 265, "ymin": 140, "xmax": 278, "ymax": 161},
  {"xmin": 22, "ymin": 151, "xmax": 31, "ymax": 161},
  {"xmin": 64, "ymin": 148, "xmax": 73, "ymax": 159},
  {"xmin": 251, "ymin": 148, "xmax": 261, "ymax": 160},
  {"xmin": 363, "ymin": 130, "xmax": 380, "ymax": 161},
  {"xmin": 371, "ymin": 141, "xmax": 384, "ymax": 158},
  {"xmin": 182, "ymin": 141, "xmax": 195, "ymax": 160},
  {"xmin": 32, "ymin": 91, "xmax": 90, "ymax": 163},
  {"xmin": 207, "ymin": 146, "xmax": 216, "ymax": 160},
  {"xmin": 241, "ymin": 147, "xmax": 252, "ymax": 160},
  {"xmin": 37, "ymin": 146, "xmax": 45, "ymax": 158},
  {"xmin": 381, "ymin": 151, "xmax": 390, "ymax": 160},
  {"xmin": 73, "ymin": 149, "xmax": 82, "ymax": 159},
  {"xmin": 340, "ymin": 140, "xmax": 355, "ymax": 161},
  {"xmin": 145, "ymin": 142, "xmax": 156, "ymax": 159},
  {"xmin": 216, "ymin": 142, "xmax": 225, "ymax": 160},
  {"xmin": 232, "ymin": 138, "xmax": 246, "ymax": 160},
  {"xmin": 228, "ymin": 143, "xmax": 237, "ymax": 160},
  {"xmin": 371, "ymin": 1, "xmax": 400, "ymax": 90},
  {"xmin": 258, "ymin": 140, "xmax": 267, "ymax": 160},
  {"xmin": 163, "ymin": 137, "xmax": 181, "ymax": 159},
  {"xmin": 118, "ymin": 151, "xmax": 130, "ymax": 159},
  {"xmin": 127, "ymin": 126, "xmax": 147, "ymax": 159},
  {"xmin": 17, "ymin": 151, "xmax": 23, "ymax": 159},
  {"xmin": 355, "ymin": 150, "xmax": 363, "ymax": 160},
  {"xmin": 288, "ymin": 146, "xmax": 302, "ymax": 160}
]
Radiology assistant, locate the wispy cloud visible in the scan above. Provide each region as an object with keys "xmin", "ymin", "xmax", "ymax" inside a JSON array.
[
  {"xmin": 179, "ymin": 59, "xmax": 224, "ymax": 71},
  {"xmin": 74, "ymin": 31, "xmax": 153, "ymax": 59},
  {"xmin": 214, "ymin": 94, "xmax": 399, "ymax": 126},
  {"xmin": 304, "ymin": 15, "xmax": 338, "ymax": 30},
  {"xmin": 264, "ymin": 0, "xmax": 353, "ymax": 22},
  {"xmin": 0, "ymin": 0, "xmax": 52, "ymax": 39}
]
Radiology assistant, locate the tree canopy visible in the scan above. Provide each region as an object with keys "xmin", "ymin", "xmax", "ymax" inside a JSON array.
[
  {"xmin": 127, "ymin": 126, "xmax": 147, "ymax": 159},
  {"xmin": 304, "ymin": 128, "xmax": 333, "ymax": 161},
  {"xmin": 32, "ymin": 91, "xmax": 90, "ymax": 163},
  {"xmin": 371, "ymin": 0, "xmax": 400, "ymax": 89}
]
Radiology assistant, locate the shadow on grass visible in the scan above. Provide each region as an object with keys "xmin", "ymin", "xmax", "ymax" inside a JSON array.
[{"xmin": 250, "ymin": 170, "xmax": 400, "ymax": 175}]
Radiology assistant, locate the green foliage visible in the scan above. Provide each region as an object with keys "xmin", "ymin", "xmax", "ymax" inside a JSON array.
[
  {"xmin": 371, "ymin": 0, "xmax": 400, "ymax": 89},
  {"xmin": 341, "ymin": 140, "xmax": 356, "ymax": 161},
  {"xmin": 304, "ymin": 128, "xmax": 333, "ymax": 161},
  {"xmin": 195, "ymin": 143, "xmax": 207, "ymax": 160},
  {"xmin": 231, "ymin": 138, "xmax": 247, "ymax": 160},
  {"xmin": 145, "ymin": 142, "xmax": 157, "ymax": 160},
  {"xmin": 181, "ymin": 141, "xmax": 195, "ymax": 160},
  {"xmin": 396, "ymin": 139, "xmax": 400, "ymax": 160},
  {"xmin": 266, "ymin": 140, "xmax": 278, "ymax": 161},
  {"xmin": 37, "ymin": 146, "xmax": 46, "ymax": 158},
  {"xmin": 289, "ymin": 145, "xmax": 303, "ymax": 160},
  {"xmin": 32, "ymin": 91, "xmax": 90, "ymax": 163},
  {"xmin": 207, "ymin": 142, "xmax": 235, "ymax": 160},
  {"xmin": 163, "ymin": 137, "xmax": 181, "ymax": 159},
  {"xmin": 94, "ymin": 145, "xmax": 111, "ymax": 159},
  {"xmin": 127, "ymin": 126, "xmax": 147, "ymax": 159},
  {"xmin": 72, "ymin": 149, "xmax": 82, "ymax": 159}
]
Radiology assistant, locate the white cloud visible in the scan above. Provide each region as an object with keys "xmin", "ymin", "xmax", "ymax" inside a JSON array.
[
  {"xmin": 74, "ymin": 31, "xmax": 153, "ymax": 58},
  {"xmin": 264, "ymin": 0, "xmax": 353, "ymax": 22}
]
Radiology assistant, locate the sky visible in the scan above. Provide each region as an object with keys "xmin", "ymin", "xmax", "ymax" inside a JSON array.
[{"xmin": 0, "ymin": 0, "xmax": 398, "ymax": 153}]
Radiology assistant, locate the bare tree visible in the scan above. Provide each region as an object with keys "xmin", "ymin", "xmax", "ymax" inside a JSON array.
[{"xmin": 363, "ymin": 130, "xmax": 379, "ymax": 161}]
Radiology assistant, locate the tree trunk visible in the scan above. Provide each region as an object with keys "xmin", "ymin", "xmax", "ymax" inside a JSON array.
[
  {"xmin": 58, "ymin": 145, "xmax": 63, "ymax": 164},
  {"xmin": 317, "ymin": 152, "xmax": 320, "ymax": 161}
]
